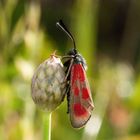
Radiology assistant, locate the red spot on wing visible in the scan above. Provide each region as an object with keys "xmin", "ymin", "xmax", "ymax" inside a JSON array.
[
  {"xmin": 71, "ymin": 64, "xmax": 85, "ymax": 85},
  {"xmin": 82, "ymin": 88, "xmax": 89, "ymax": 99},
  {"xmin": 74, "ymin": 86, "xmax": 79, "ymax": 96},
  {"xmin": 69, "ymin": 63, "xmax": 94, "ymax": 128},
  {"xmin": 79, "ymin": 69, "xmax": 85, "ymax": 82},
  {"xmin": 73, "ymin": 103, "xmax": 87, "ymax": 116}
]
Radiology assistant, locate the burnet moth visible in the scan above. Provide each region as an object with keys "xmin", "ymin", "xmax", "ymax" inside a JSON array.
[
  {"xmin": 31, "ymin": 52, "xmax": 66, "ymax": 112},
  {"xmin": 56, "ymin": 20, "xmax": 94, "ymax": 128}
]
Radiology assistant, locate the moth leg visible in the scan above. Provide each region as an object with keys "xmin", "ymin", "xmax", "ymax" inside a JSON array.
[
  {"xmin": 61, "ymin": 80, "xmax": 70, "ymax": 113},
  {"xmin": 61, "ymin": 55, "xmax": 74, "ymax": 59},
  {"xmin": 60, "ymin": 80, "xmax": 68, "ymax": 102},
  {"xmin": 61, "ymin": 56, "xmax": 74, "ymax": 113},
  {"xmin": 65, "ymin": 84, "xmax": 70, "ymax": 114},
  {"xmin": 64, "ymin": 58, "xmax": 74, "ymax": 82}
]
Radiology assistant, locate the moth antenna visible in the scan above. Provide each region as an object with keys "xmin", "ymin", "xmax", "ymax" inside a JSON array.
[{"xmin": 56, "ymin": 20, "xmax": 76, "ymax": 51}]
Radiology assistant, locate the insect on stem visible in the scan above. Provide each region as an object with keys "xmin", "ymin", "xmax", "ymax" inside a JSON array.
[
  {"xmin": 55, "ymin": 20, "xmax": 94, "ymax": 128},
  {"xmin": 56, "ymin": 20, "xmax": 76, "ymax": 51}
]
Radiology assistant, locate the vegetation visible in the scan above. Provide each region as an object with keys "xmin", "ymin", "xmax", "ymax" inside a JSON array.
[{"xmin": 0, "ymin": 0, "xmax": 140, "ymax": 140}]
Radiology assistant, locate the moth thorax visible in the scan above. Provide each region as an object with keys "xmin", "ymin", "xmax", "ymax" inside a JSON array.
[
  {"xmin": 75, "ymin": 54, "xmax": 87, "ymax": 71},
  {"xmin": 31, "ymin": 55, "xmax": 66, "ymax": 112}
]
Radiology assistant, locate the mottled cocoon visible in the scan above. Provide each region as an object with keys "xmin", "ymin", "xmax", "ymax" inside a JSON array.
[{"xmin": 31, "ymin": 55, "xmax": 66, "ymax": 112}]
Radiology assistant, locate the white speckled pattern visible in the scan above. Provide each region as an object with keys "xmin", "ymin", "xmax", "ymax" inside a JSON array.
[{"xmin": 31, "ymin": 55, "xmax": 66, "ymax": 112}]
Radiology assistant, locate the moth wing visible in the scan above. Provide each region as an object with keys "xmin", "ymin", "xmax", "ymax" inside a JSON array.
[{"xmin": 69, "ymin": 64, "xmax": 94, "ymax": 128}]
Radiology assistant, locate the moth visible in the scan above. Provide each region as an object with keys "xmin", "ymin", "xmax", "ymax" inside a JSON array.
[{"xmin": 56, "ymin": 20, "xmax": 94, "ymax": 128}]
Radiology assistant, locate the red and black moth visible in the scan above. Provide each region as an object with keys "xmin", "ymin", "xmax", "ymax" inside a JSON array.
[{"xmin": 56, "ymin": 20, "xmax": 94, "ymax": 128}]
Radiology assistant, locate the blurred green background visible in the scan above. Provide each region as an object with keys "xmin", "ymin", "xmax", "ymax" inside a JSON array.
[{"xmin": 0, "ymin": 0, "xmax": 140, "ymax": 140}]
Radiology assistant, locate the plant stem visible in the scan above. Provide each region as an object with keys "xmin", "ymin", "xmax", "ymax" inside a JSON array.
[{"xmin": 43, "ymin": 113, "xmax": 52, "ymax": 140}]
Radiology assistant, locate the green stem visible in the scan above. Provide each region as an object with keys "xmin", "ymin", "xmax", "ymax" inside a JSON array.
[{"xmin": 43, "ymin": 113, "xmax": 52, "ymax": 140}]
